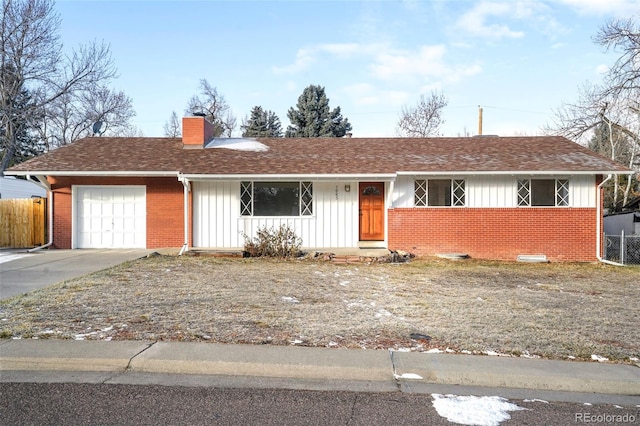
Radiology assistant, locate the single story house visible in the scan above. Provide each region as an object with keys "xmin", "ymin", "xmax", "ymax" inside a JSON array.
[{"xmin": 5, "ymin": 116, "xmax": 633, "ymax": 262}]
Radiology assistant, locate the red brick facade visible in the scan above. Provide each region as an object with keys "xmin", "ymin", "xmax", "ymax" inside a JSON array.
[
  {"xmin": 48, "ymin": 176, "xmax": 189, "ymax": 249},
  {"xmin": 388, "ymin": 207, "xmax": 597, "ymax": 262}
]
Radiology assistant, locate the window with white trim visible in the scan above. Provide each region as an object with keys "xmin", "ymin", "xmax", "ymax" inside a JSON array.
[
  {"xmin": 240, "ymin": 181, "xmax": 313, "ymax": 216},
  {"xmin": 414, "ymin": 179, "xmax": 465, "ymax": 207},
  {"xmin": 517, "ymin": 179, "xmax": 569, "ymax": 207}
]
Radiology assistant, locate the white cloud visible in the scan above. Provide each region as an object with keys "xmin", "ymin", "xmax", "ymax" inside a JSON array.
[
  {"xmin": 274, "ymin": 42, "xmax": 481, "ymax": 85},
  {"xmin": 456, "ymin": 1, "xmax": 528, "ymax": 39},
  {"xmin": 370, "ymin": 45, "xmax": 482, "ymax": 83},
  {"xmin": 595, "ymin": 63, "xmax": 609, "ymax": 74},
  {"xmin": 556, "ymin": 0, "xmax": 640, "ymax": 16},
  {"xmin": 272, "ymin": 48, "xmax": 315, "ymax": 74}
]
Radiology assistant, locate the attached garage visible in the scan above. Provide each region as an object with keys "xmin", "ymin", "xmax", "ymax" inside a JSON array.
[{"xmin": 74, "ymin": 186, "xmax": 146, "ymax": 248}]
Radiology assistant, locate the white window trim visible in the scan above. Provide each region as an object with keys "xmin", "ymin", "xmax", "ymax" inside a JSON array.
[
  {"xmin": 240, "ymin": 181, "xmax": 314, "ymax": 217},
  {"xmin": 517, "ymin": 178, "xmax": 570, "ymax": 207},
  {"xmin": 414, "ymin": 178, "xmax": 466, "ymax": 207}
]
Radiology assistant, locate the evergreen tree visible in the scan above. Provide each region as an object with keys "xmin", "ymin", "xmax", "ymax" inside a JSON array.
[
  {"xmin": 241, "ymin": 106, "xmax": 283, "ymax": 137},
  {"xmin": 0, "ymin": 81, "xmax": 45, "ymax": 169},
  {"xmin": 285, "ymin": 85, "xmax": 352, "ymax": 137}
]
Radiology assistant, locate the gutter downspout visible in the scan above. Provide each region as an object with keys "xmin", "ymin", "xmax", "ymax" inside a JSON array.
[
  {"xmin": 178, "ymin": 174, "xmax": 190, "ymax": 256},
  {"xmin": 596, "ymin": 174, "xmax": 625, "ymax": 266},
  {"xmin": 27, "ymin": 175, "xmax": 53, "ymax": 252}
]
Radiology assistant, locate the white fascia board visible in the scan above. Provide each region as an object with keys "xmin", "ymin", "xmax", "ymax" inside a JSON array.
[
  {"xmin": 4, "ymin": 170, "xmax": 180, "ymax": 177},
  {"xmin": 396, "ymin": 170, "xmax": 634, "ymax": 176},
  {"xmin": 182, "ymin": 173, "xmax": 397, "ymax": 181}
]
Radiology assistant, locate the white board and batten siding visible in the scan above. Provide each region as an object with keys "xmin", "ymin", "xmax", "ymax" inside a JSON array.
[
  {"xmin": 74, "ymin": 186, "xmax": 146, "ymax": 249},
  {"xmin": 192, "ymin": 181, "xmax": 360, "ymax": 249},
  {"xmin": 392, "ymin": 175, "xmax": 596, "ymax": 208}
]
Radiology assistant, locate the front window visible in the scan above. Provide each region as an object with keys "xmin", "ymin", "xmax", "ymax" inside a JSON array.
[
  {"xmin": 241, "ymin": 181, "xmax": 313, "ymax": 216},
  {"xmin": 415, "ymin": 179, "xmax": 465, "ymax": 207},
  {"xmin": 518, "ymin": 179, "xmax": 569, "ymax": 207}
]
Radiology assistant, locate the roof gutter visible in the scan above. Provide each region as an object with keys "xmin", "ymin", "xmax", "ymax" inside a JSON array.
[
  {"xmin": 3, "ymin": 170, "xmax": 180, "ymax": 177},
  {"xmin": 181, "ymin": 173, "xmax": 397, "ymax": 181},
  {"xmin": 396, "ymin": 170, "xmax": 634, "ymax": 176},
  {"xmin": 596, "ymin": 174, "xmax": 625, "ymax": 267}
]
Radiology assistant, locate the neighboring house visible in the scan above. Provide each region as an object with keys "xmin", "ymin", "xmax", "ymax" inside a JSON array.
[
  {"xmin": 4, "ymin": 116, "xmax": 633, "ymax": 262},
  {"xmin": 0, "ymin": 176, "xmax": 47, "ymax": 199},
  {"xmin": 604, "ymin": 211, "xmax": 640, "ymax": 236}
]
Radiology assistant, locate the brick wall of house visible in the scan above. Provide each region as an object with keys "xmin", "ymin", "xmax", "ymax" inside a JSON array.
[
  {"xmin": 387, "ymin": 207, "xmax": 597, "ymax": 262},
  {"xmin": 48, "ymin": 176, "xmax": 189, "ymax": 249}
]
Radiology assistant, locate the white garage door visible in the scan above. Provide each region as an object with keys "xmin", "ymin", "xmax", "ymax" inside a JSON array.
[{"xmin": 76, "ymin": 186, "xmax": 146, "ymax": 248}]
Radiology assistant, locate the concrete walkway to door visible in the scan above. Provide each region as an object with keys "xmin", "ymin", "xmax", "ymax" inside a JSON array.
[{"xmin": 0, "ymin": 249, "xmax": 153, "ymax": 300}]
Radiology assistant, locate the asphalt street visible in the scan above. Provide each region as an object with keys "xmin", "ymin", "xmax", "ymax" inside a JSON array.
[{"xmin": 2, "ymin": 382, "xmax": 638, "ymax": 426}]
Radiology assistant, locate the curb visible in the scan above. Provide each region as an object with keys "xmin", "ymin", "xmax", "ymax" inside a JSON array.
[{"xmin": 1, "ymin": 340, "xmax": 639, "ymax": 397}]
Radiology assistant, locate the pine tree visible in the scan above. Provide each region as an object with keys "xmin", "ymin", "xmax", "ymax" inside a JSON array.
[
  {"xmin": 241, "ymin": 106, "xmax": 283, "ymax": 137},
  {"xmin": 285, "ymin": 85, "xmax": 352, "ymax": 137}
]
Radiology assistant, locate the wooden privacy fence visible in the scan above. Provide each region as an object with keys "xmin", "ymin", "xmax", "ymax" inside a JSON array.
[{"xmin": 0, "ymin": 198, "xmax": 47, "ymax": 248}]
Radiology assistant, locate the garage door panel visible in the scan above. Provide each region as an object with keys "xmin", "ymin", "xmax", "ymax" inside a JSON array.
[{"xmin": 76, "ymin": 186, "xmax": 146, "ymax": 248}]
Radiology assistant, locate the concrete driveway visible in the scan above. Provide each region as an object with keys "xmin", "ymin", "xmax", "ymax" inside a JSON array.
[{"xmin": 0, "ymin": 249, "xmax": 153, "ymax": 300}]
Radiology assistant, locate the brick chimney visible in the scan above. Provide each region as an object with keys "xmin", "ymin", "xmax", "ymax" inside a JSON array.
[{"xmin": 182, "ymin": 116, "xmax": 215, "ymax": 148}]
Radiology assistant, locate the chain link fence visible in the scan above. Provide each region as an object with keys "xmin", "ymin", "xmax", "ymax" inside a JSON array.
[{"xmin": 604, "ymin": 234, "xmax": 640, "ymax": 265}]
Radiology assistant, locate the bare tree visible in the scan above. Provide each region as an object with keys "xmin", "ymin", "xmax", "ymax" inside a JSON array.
[
  {"xmin": 40, "ymin": 86, "xmax": 136, "ymax": 149},
  {"xmin": 163, "ymin": 110, "xmax": 181, "ymax": 137},
  {"xmin": 595, "ymin": 18, "xmax": 640, "ymax": 97},
  {"xmin": 185, "ymin": 79, "xmax": 236, "ymax": 137},
  {"xmin": 397, "ymin": 91, "xmax": 448, "ymax": 137},
  {"xmin": 1, "ymin": 0, "xmax": 124, "ymax": 173}
]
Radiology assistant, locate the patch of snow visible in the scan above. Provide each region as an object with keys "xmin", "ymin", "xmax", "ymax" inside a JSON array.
[
  {"xmin": 629, "ymin": 357, "xmax": 639, "ymax": 362},
  {"xmin": 339, "ymin": 281, "xmax": 350, "ymax": 286},
  {"xmin": 207, "ymin": 138, "xmax": 269, "ymax": 152},
  {"xmin": 426, "ymin": 348, "xmax": 443, "ymax": 354},
  {"xmin": 393, "ymin": 347, "xmax": 411, "ymax": 352},
  {"xmin": 281, "ymin": 296, "xmax": 299, "ymax": 303},
  {"xmin": 328, "ymin": 341, "xmax": 338, "ymax": 347},
  {"xmin": 394, "ymin": 373, "xmax": 423, "ymax": 380},
  {"xmin": 375, "ymin": 309, "xmax": 392, "ymax": 318},
  {"xmin": 445, "ymin": 348, "xmax": 455, "ymax": 353},
  {"xmin": 432, "ymin": 394, "xmax": 525, "ymax": 426},
  {"xmin": 520, "ymin": 351, "xmax": 540, "ymax": 359},
  {"xmin": 290, "ymin": 339, "xmax": 303, "ymax": 345},
  {"xmin": 567, "ymin": 355, "xmax": 576, "ymax": 360},
  {"xmin": 0, "ymin": 252, "xmax": 32, "ymax": 265},
  {"xmin": 614, "ymin": 405, "xmax": 624, "ymax": 409},
  {"xmin": 523, "ymin": 399, "xmax": 549, "ymax": 403},
  {"xmin": 484, "ymin": 350, "xmax": 511, "ymax": 357},
  {"xmin": 583, "ymin": 402, "xmax": 593, "ymax": 406},
  {"xmin": 591, "ymin": 354, "xmax": 609, "ymax": 362},
  {"xmin": 461, "ymin": 350, "xmax": 473, "ymax": 354}
]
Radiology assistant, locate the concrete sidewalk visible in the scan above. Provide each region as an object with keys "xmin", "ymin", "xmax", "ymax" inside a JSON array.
[
  {"xmin": 1, "ymin": 340, "xmax": 639, "ymax": 404},
  {"xmin": 0, "ymin": 249, "xmax": 153, "ymax": 300}
]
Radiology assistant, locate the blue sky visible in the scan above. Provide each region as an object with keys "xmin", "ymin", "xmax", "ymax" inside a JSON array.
[{"xmin": 56, "ymin": 0, "xmax": 640, "ymax": 138}]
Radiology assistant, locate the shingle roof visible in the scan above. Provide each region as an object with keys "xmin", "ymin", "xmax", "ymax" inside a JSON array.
[{"xmin": 6, "ymin": 135, "xmax": 631, "ymax": 176}]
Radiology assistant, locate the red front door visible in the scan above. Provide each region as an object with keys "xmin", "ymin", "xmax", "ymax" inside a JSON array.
[{"xmin": 359, "ymin": 182, "xmax": 385, "ymax": 241}]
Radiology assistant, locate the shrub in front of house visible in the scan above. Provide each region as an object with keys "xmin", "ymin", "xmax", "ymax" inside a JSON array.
[{"xmin": 242, "ymin": 225, "xmax": 303, "ymax": 258}]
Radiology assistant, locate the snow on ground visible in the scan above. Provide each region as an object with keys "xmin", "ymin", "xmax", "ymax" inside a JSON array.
[
  {"xmin": 591, "ymin": 354, "xmax": 609, "ymax": 362},
  {"xmin": 0, "ymin": 251, "xmax": 31, "ymax": 264},
  {"xmin": 431, "ymin": 394, "xmax": 525, "ymax": 426}
]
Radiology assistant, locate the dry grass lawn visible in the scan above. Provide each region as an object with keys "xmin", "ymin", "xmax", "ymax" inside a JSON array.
[{"xmin": 1, "ymin": 255, "xmax": 639, "ymax": 363}]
